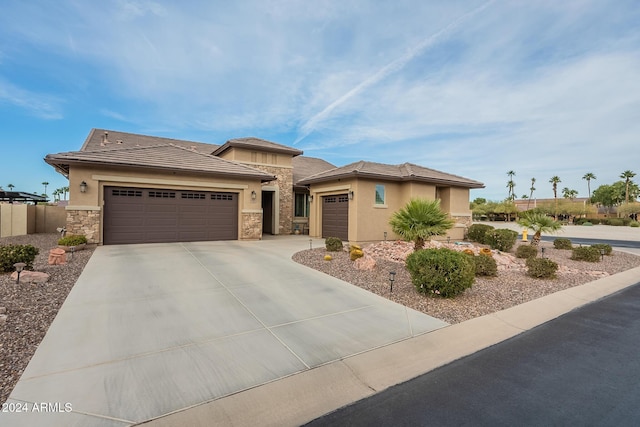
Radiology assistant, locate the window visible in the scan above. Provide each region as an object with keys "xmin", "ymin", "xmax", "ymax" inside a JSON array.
[
  {"xmin": 295, "ymin": 193, "xmax": 310, "ymax": 217},
  {"xmin": 375, "ymin": 184, "xmax": 385, "ymax": 205}
]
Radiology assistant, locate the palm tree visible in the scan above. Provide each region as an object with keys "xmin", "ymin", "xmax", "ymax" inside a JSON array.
[
  {"xmin": 582, "ymin": 173, "xmax": 596, "ymax": 200},
  {"xmin": 527, "ymin": 177, "xmax": 536, "ymax": 210},
  {"xmin": 7, "ymin": 183, "xmax": 15, "ymax": 191},
  {"xmin": 389, "ymin": 198, "xmax": 454, "ymax": 251},
  {"xmin": 506, "ymin": 171, "xmax": 516, "ymax": 200},
  {"xmin": 549, "ymin": 176, "xmax": 561, "ymax": 219},
  {"xmin": 62, "ymin": 186, "xmax": 70, "ymax": 200},
  {"xmin": 620, "ymin": 170, "xmax": 636, "ymax": 204},
  {"xmin": 42, "ymin": 181, "xmax": 49, "ymax": 197},
  {"xmin": 517, "ymin": 212, "xmax": 562, "ymax": 246}
]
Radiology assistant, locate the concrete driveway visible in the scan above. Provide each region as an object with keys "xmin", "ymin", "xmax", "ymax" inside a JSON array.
[{"xmin": 4, "ymin": 236, "xmax": 447, "ymax": 426}]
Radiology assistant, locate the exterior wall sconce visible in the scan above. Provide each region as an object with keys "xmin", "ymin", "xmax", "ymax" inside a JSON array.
[
  {"xmin": 309, "ymin": 195, "xmax": 314, "ymax": 202},
  {"xmin": 251, "ymin": 190, "xmax": 257, "ymax": 200},
  {"xmin": 80, "ymin": 181, "xmax": 88, "ymax": 193},
  {"xmin": 389, "ymin": 271, "xmax": 396, "ymax": 292},
  {"xmin": 14, "ymin": 262, "xmax": 26, "ymax": 284},
  {"xmin": 348, "ymin": 191, "xmax": 354, "ymax": 200}
]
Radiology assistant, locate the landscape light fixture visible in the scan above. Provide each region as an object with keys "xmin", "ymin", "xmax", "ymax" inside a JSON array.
[
  {"xmin": 80, "ymin": 181, "xmax": 88, "ymax": 193},
  {"xmin": 600, "ymin": 248, "xmax": 605, "ymax": 261},
  {"xmin": 447, "ymin": 236, "xmax": 451, "ymax": 244},
  {"xmin": 384, "ymin": 231, "xmax": 387, "ymax": 242},
  {"xmin": 389, "ymin": 271, "xmax": 396, "ymax": 293},
  {"xmin": 14, "ymin": 262, "xmax": 26, "ymax": 284},
  {"xmin": 309, "ymin": 238, "xmax": 313, "ymax": 250},
  {"xmin": 541, "ymin": 247, "xmax": 546, "ymax": 258},
  {"xmin": 251, "ymin": 190, "xmax": 257, "ymax": 200},
  {"xmin": 70, "ymin": 246, "xmax": 76, "ymax": 260}
]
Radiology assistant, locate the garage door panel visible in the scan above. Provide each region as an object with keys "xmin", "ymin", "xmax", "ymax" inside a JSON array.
[
  {"xmin": 104, "ymin": 187, "xmax": 238, "ymax": 245},
  {"xmin": 322, "ymin": 195, "xmax": 349, "ymax": 241}
]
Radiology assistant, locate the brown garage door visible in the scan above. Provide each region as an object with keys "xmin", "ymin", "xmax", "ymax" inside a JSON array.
[
  {"xmin": 322, "ymin": 194, "xmax": 349, "ymax": 241},
  {"xmin": 104, "ymin": 187, "xmax": 238, "ymax": 245}
]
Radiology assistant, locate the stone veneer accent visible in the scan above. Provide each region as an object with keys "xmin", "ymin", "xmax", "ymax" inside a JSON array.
[
  {"xmin": 241, "ymin": 211, "xmax": 263, "ymax": 240},
  {"xmin": 451, "ymin": 214, "xmax": 473, "ymax": 228},
  {"xmin": 66, "ymin": 209, "xmax": 100, "ymax": 243},
  {"xmin": 252, "ymin": 165, "xmax": 294, "ymax": 235}
]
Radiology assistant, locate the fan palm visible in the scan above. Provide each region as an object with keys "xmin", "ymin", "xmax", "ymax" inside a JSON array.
[
  {"xmin": 582, "ymin": 173, "xmax": 596, "ymax": 200},
  {"xmin": 517, "ymin": 212, "xmax": 562, "ymax": 246},
  {"xmin": 389, "ymin": 198, "xmax": 454, "ymax": 251},
  {"xmin": 620, "ymin": 170, "xmax": 636, "ymax": 204},
  {"xmin": 549, "ymin": 176, "xmax": 561, "ymax": 219}
]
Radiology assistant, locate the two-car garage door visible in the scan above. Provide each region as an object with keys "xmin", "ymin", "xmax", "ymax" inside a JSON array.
[{"xmin": 103, "ymin": 186, "xmax": 238, "ymax": 245}]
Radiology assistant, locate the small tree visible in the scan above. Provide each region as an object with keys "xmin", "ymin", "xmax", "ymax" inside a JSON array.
[
  {"xmin": 517, "ymin": 211, "xmax": 562, "ymax": 246},
  {"xmin": 389, "ymin": 198, "xmax": 454, "ymax": 251}
]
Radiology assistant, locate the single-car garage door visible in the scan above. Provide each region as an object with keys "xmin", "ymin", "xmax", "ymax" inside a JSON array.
[
  {"xmin": 104, "ymin": 187, "xmax": 238, "ymax": 244},
  {"xmin": 322, "ymin": 194, "xmax": 349, "ymax": 241}
]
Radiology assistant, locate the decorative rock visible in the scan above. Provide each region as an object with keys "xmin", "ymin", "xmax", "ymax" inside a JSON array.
[
  {"xmin": 48, "ymin": 248, "xmax": 67, "ymax": 265},
  {"xmin": 0, "ymin": 314, "xmax": 7, "ymax": 325},
  {"xmin": 0, "ymin": 307, "xmax": 6, "ymax": 314},
  {"xmin": 10, "ymin": 271, "xmax": 50, "ymax": 284},
  {"xmin": 354, "ymin": 254, "xmax": 376, "ymax": 270}
]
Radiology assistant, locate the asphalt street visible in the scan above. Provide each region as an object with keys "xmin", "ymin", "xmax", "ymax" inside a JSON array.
[
  {"xmin": 540, "ymin": 235, "xmax": 640, "ymax": 249},
  {"xmin": 307, "ymin": 282, "xmax": 640, "ymax": 427}
]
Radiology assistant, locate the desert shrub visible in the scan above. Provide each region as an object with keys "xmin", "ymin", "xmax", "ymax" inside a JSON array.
[
  {"xmin": 553, "ymin": 238, "xmax": 573, "ymax": 250},
  {"xmin": 325, "ymin": 237, "xmax": 343, "ymax": 252},
  {"xmin": 631, "ymin": 221, "xmax": 640, "ymax": 228},
  {"xmin": 58, "ymin": 235, "xmax": 88, "ymax": 246},
  {"xmin": 405, "ymin": 248, "xmax": 475, "ymax": 297},
  {"xmin": 589, "ymin": 218, "xmax": 600, "ymax": 225},
  {"xmin": 608, "ymin": 218, "xmax": 624, "ymax": 226},
  {"xmin": 582, "ymin": 222, "xmax": 593, "ymax": 226},
  {"xmin": 474, "ymin": 254, "xmax": 498, "ymax": 277},
  {"xmin": 486, "ymin": 229, "xmax": 518, "ymax": 252},
  {"xmin": 573, "ymin": 218, "xmax": 587, "ymax": 225},
  {"xmin": 621, "ymin": 218, "xmax": 632, "ymax": 226},
  {"xmin": 0, "ymin": 244, "xmax": 40, "ymax": 272},
  {"xmin": 571, "ymin": 246, "xmax": 601, "ymax": 262},
  {"xmin": 515, "ymin": 245, "xmax": 538, "ymax": 259},
  {"xmin": 467, "ymin": 224, "xmax": 494, "ymax": 244},
  {"xmin": 590, "ymin": 243, "xmax": 612, "ymax": 256},
  {"xmin": 525, "ymin": 257, "xmax": 558, "ymax": 278}
]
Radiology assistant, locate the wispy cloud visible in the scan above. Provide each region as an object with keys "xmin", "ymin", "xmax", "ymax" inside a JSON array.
[{"xmin": 0, "ymin": 79, "xmax": 63, "ymax": 119}]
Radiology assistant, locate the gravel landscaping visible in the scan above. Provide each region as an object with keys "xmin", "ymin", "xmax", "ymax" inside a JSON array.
[
  {"xmin": 0, "ymin": 233, "xmax": 94, "ymax": 405},
  {"xmin": 293, "ymin": 240, "xmax": 640, "ymax": 325}
]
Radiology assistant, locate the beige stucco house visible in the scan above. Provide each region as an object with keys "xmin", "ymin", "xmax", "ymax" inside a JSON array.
[{"xmin": 45, "ymin": 129, "xmax": 483, "ymax": 245}]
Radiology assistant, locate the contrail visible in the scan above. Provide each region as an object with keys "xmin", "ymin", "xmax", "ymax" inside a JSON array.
[{"xmin": 293, "ymin": 0, "xmax": 495, "ymax": 145}]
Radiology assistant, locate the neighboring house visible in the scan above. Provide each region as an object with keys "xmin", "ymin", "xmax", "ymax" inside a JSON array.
[{"xmin": 45, "ymin": 129, "xmax": 484, "ymax": 245}]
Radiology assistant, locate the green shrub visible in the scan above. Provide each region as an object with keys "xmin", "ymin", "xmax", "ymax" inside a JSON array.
[
  {"xmin": 573, "ymin": 218, "xmax": 587, "ymax": 225},
  {"xmin": 405, "ymin": 248, "xmax": 475, "ymax": 297},
  {"xmin": 553, "ymin": 238, "xmax": 573, "ymax": 250},
  {"xmin": 515, "ymin": 245, "xmax": 538, "ymax": 259},
  {"xmin": 600, "ymin": 219, "xmax": 610, "ymax": 225},
  {"xmin": 467, "ymin": 224, "xmax": 495, "ymax": 244},
  {"xmin": 350, "ymin": 248, "xmax": 364, "ymax": 261},
  {"xmin": 590, "ymin": 243, "xmax": 612, "ymax": 256},
  {"xmin": 473, "ymin": 254, "xmax": 498, "ymax": 277},
  {"xmin": 526, "ymin": 257, "xmax": 558, "ymax": 278},
  {"xmin": 485, "ymin": 229, "xmax": 518, "ymax": 252},
  {"xmin": 631, "ymin": 221, "xmax": 640, "ymax": 228},
  {"xmin": 58, "ymin": 235, "xmax": 88, "ymax": 246},
  {"xmin": 622, "ymin": 218, "xmax": 632, "ymax": 226},
  {"xmin": 608, "ymin": 218, "xmax": 624, "ymax": 226},
  {"xmin": 582, "ymin": 222, "xmax": 593, "ymax": 226},
  {"xmin": 0, "ymin": 244, "xmax": 40, "ymax": 273},
  {"xmin": 325, "ymin": 237, "xmax": 343, "ymax": 252},
  {"xmin": 571, "ymin": 246, "xmax": 601, "ymax": 262},
  {"xmin": 589, "ymin": 218, "xmax": 600, "ymax": 225}
]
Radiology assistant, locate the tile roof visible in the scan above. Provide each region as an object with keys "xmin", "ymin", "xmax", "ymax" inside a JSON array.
[
  {"xmin": 82, "ymin": 128, "xmax": 220, "ymax": 153},
  {"xmin": 292, "ymin": 156, "xmax": 336, "ymax": 186},
  {"xmin": 212, "ymin": 137, "xmax": 303, "ymax": 157},
  {"xmin": 297, "ymin": 161, "xmax": 485, "ymax": 188},
  {"xmin": 45, "ymin": 144, "xmax": 275, "ymax": 181}
]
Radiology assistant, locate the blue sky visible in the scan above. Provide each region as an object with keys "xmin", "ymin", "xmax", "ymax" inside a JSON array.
[{"xmin": 1, "ymin": 0, "xmax": 639, "ymax": 201}]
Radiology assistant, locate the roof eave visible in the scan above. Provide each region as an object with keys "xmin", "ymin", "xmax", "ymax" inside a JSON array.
[{"xmin": 298, "ymin": 171, "xmax": 484, "ymax": 188}]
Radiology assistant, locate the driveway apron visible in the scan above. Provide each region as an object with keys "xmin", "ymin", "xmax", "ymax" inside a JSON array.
[{"xmin": 4, "ymin": 237, "xmax": 447, "ymax": 426}]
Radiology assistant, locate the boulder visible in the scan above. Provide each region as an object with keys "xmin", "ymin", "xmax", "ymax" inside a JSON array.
[
  {"xmin": 10, "ymin": 271, "xmax": 50, "ymax": 284},
  {"xmin": 48, "ymin": 248, "xmax": 67, "ymax": 265},
  {"xmin": 354, "ymin": 254, "xmax": 376, "ymax": 270}
]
